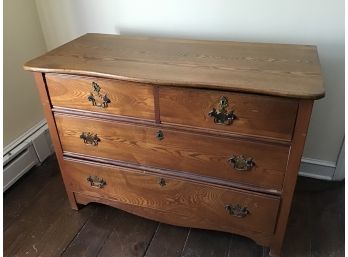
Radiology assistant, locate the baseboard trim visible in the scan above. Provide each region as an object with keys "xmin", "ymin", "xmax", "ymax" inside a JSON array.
[
  {"xmin": 3, "ymin": 119, "xmax": 53, "ymax": 191},
  {"xmin": 333, "ymin": 139, "xmax": 345, "ymax": 181},
  {"xmin": 3, "ymin": 144, "xmax": 39, "ymax": 191},
  {"xmin": 4, "ymin": 119, "xmax": 47, "ymax": 157},
  {"xmin": 299, "ymin": 157, "xmax": 336, "ymax": 181}
]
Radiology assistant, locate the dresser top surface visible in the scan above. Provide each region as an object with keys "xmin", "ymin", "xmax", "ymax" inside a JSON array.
[{"xmin": 24, "ymin": 33, "xmax": 324, "ymax": 99}]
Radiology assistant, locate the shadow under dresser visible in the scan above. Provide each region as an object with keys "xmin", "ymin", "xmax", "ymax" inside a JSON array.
[{"xmin": 24, "ymin": 33, "xmax": 324, "ymax": 257}]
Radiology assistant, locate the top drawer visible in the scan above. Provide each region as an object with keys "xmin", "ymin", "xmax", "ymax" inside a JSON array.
[
  {"xmin": 159, "ymin": 87, "xmax": 298, "ymax": 141},
  {"xmin": 46, "ymin": 74, "xmax": 155, "ymax": 120}
]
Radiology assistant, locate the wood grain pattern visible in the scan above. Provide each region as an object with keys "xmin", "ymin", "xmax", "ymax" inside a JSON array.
[
  {"xmin": 228, "ymin": 234, "xmax": 264, "ymax": 257},
  {"xmin": 55, "ymin": 114, "xmax": 289, "ymax": 190},
  {"xmin": 97, "ymin": 211, "xmax": 159, "ymax": 257},
  {"xmin": 33, "ymin": 72, "xmax": 78, "ymax": 210},
  {"xmin": 64, "ymin": 153, "xmax": 281, "ymax": 196},
  {"xmin": 60, "ymin": 206, "xmax": 121, "ymax": 257},
  {"xmin": 180, "ymin": 229, "xmax": 230, "ymax": 257},
  {"xmin": 160, "ymin": 87, "xmax": 298, "ymax": 141},
  {"xmin": 25, "ymin": 36, "xmax": 324, "ymax": 257},
  {"xmin": 74, "ymin": 193, "xmax": 273, "ymax": 247},
  {"xmin": 4, "ymin": 156, "xmax": 59, "ymax": 231},
  {"xmin": 269, "ymin": 100, "xmax": 314, "ymax": 257},
  {"xmin": 4, "ymin": 173, "xmax": 66, "ymax": 257},
  {"xmin": 53, "ymin": 106, "xmax": 291, "ymax": 146},
  {"xmin": 5, "ymin": 155, "xmax": 344, "ymax": 257},
  {"xmin": 17, "ymin": 197, "xmax": 94, "ymax": 257},
  {"xmin": 3, "ymin": 170, "xmax": 93, "ymax": 257},
  {"xmin": 144, "ymin": 224, "xmax": 189, "ymax": 257},
  {"xmin": 24, "ymin": 33, "xmax": 325, "ymax": 99},
  {"xmin": 46, "ymin": 73, "xmax": 155, "ymax": 120},
  {"xmin": 65, "ymin": 159, "xmax": 281, "ymax": 238}
]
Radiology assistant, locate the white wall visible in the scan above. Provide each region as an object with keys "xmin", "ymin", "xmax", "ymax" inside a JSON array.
[
  {"xmin": 35, "ymin": 0, "xmax": 344, "ymax": 162},
  {"xmin": 4, "ymin": 0, "xmax": 47, "ymax": 146}
]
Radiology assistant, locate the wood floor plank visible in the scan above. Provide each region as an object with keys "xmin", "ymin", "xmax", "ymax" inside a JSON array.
[
  {"xmin": 17, "ymin": 201, "xmax": 95, "ymax": 257},
  {"xmin": 3, "ymin": 155, "xmax": 59, "ymax": 230},
  {"xmin": 97, "ymin": 211, "xmax": 159, "ymax": 257},
  {"xmin": 281, "ymin": 192, "xmax": 311, "ymax": 257},
  {"xmin": 308, "ymin": 181, "xmax": 344, "ymax": 257},
  {"xmin": 181, "ymin": 229, "xmax": 231, "ymax": 257},
  {"xmin": 37, "ymin": 204, "xmax": 95, "ymax": 257},
  {"xmin": 145, "ymin": 223, "xmax": 190, "ymax": 257},
  {"xmin": 227, "ymin": 234, "xmax": 263, "ymax": 257},
  {"xmin": 61, "ymin": 204, "xmax": 120, "ymax": 257},
  {"xmin": 3, "ymin": 157, "xmax": 345, "ymax": 257},
  {"xmin": 4, "ymin": 174, "xmax": 67, "ymax": 257}
]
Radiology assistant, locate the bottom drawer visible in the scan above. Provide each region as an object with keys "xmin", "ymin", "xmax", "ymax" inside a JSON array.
[{"xmin": 64, "ymin": 158, "xmax": 280, "ymax": 238}]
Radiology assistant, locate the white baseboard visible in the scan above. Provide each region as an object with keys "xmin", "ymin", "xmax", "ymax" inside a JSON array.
[
  {"xmin": 299, "ymin": 157, "xmax": 337, "ymax": 180},
  {"xmin": 3, "ymin": 143, "xmax": 39, "ymax": 191},
  {"xmin": 3, "ymin": 120, "xmax": 54, "ymax": 191},
  {"xmin": 333, "ymin": 139, "xmax": 345, "ymax": 181},
  {"xmin": 4, "ymin": 119, "xmax": 47, "ymax": 157}
]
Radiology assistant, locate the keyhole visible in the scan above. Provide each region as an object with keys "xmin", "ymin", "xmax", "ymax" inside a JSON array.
[
  {"xmin": 156, "ymin": 130, "xmax": 164, "ymax": 140},
  {"xmin": 159, "ymin": 178, "xmax": 166, "ymax": 187}
]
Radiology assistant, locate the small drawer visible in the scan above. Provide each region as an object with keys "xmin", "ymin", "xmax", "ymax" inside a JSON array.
[
  {"xmin": 46, "ymin": 73, "xmax": 155, "ymax": 120},
  {"xmin": 159, "ymin": 87, "xmax": 298, "ymax": 141},
  {"xmin": 55, "ymin": 114, "xmax": 289, "ymax": 191},
  {"xmin": 65, "ymin": 159, "xmax": 280, "ymax": 236}
]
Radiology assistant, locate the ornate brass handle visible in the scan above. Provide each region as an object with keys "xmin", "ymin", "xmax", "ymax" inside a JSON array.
[
  {"xmin": 228, "ymin": 155, "xmax": 254, "ymax": 171},
  {"xmin": 208, "ymin": 96, "xmax": 236, "ymax": 125},
  {"xmin": 87, "ymin": 82, "xmax": 111, "ymax": 108},
  {"xmin": 156, "ymin": 130, "xmax": 164, "ymax": 140},
  {"xmin": 87, "ymin": 176, "xmax": 106, "ymax": 188},
  {"xmin": 159, "ymin": 178, "xmax": 166, "ymax": 187},
  {"xmin": 80, "ymin": 132, "xmax": 101, "ymax": 146},
  {"xmin": 225, "ymin": 204, "xmax": 250, "ymax": 218}
]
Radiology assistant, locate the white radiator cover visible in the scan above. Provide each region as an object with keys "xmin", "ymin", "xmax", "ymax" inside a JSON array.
[{"xmin": 3, "ymin": 120, "xmax": 53, "ymax": 191}]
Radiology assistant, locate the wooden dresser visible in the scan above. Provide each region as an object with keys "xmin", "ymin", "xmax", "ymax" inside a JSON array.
[{"xmin": 24, "ymin": 33, "xmax": 324, "ymax": 257}]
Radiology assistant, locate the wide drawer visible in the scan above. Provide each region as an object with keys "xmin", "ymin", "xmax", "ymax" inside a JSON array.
[
  {"xmin": 56, "ymin": 114, "xmax": 289, "ymax": 191},
  {"xmin": 46, "ymin": 73, "xmax": 155, "ymax": 120},
  {"xmin": 64, "ymin": 159, "xmax": 280, "ymax": 236},
  {"xmin": 159, "ymin": 87, "xmax": 298, "ymax": 141}
]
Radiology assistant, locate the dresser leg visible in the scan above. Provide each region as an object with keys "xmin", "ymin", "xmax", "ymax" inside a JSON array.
[
  {"xmin": 269, "ymin": 247, "xmax": 280, "ymax": 257},
  {"xmin": 66, "ymin": 190, "xmax": 79, "ymax": 210}
]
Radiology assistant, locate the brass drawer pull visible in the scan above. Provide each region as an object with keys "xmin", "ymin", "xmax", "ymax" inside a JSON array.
[
  {"xmin": 228, "ymin": 155, "xmax": 254, "ymax": 171},
  {"xmin": 225, "ymin": 204, "xmax": 250, "ymax": 218},
  {"xmin": 159, "ymin": 178, "xmax": 166, "ymax": 187},
  {"xmin": 87, "ymin": 82, "xmax": 111, "ymax": 108},
  {"xmin": 80, "ymin": 132, "xmax": 101, "ymax": 146},
  {"xmin": 87, "ymin": 176, "xmax": 106, "ymax": 188},
  {"xmin": 208, "ymin": 96, "xmax": 236, "ymax": 125},
  {"xmin": 156, "ymin": 130, "xmax": 164, "ymax": 140}
]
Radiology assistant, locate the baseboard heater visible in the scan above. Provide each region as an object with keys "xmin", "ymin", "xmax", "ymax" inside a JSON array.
[{"xmin": 3, "ymin": 120, "xmax": 53, "ymax": 192}]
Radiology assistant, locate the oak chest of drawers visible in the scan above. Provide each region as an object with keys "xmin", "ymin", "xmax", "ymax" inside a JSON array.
[{"xmin": 24, "ymin": 33, "xmax": 324, "ymax": 257}]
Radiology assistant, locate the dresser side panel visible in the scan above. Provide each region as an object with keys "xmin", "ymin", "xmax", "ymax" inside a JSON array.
[
  {"xmin": 32, "ymin": 72, "xmax": 78, "ymax": 209},
  {"xmin": 270, "ymin": 99, "xmax": 314, "ymax": 257}
]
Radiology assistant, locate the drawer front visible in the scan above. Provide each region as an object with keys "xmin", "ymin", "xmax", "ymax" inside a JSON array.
[
  {"xmin": 65, "ymin": 159, "xmax": 280, "ymax": 236},
  {"xmin": 159, "ymin": 87, "xmax": 298, "ymax": 141},
  {"xmin": 46, "ymin": 73, "xmax": 155, "ymax": 120},
  {"xmin": 56, "ymin": 114, "xmax": 289, "ymax": 190}
]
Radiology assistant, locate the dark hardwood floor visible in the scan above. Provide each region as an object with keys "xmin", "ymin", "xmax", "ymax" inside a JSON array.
[{"xmin": 4, "ymin": 155, "xmax": 344, "ymax": 257}]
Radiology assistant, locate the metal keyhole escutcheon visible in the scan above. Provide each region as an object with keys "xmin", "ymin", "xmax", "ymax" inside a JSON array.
[
  {"xmin": 156, "ymin": 130, "xmax": 164, "ymax": 140},
  {"xmin": 159, "ymin": 178, "xmax": 166, "ymax": 187}
]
